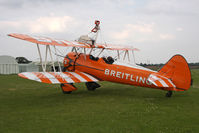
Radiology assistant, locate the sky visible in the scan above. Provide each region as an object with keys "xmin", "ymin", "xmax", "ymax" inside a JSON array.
[{"xmin": 0, "ymin": 0, "xmax": 199, "ymax": 64}]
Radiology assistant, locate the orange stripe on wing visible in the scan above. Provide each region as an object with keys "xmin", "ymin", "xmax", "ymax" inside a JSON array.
[
  {"xmin": 49, "ymin": 72, "xmax": 68, "ymax": 83},
  {"xmin": 75, "ymin": 71, "xmax": 92, "ymax": 82},
  {"xmin": 32, "ymin": 72, "xmax": 52, "ymax": 84},
  {"xmin": 63, "ymin": 72, "xmax": 81, "ymax": 83}
]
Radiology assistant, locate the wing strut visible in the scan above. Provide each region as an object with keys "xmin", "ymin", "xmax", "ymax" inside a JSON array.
[
  {"xmin": 48, "ymin": 46, "xmax": 56, "ymax": 72},
  {"xmin": 97, "ymin": 48, "xmax": 104, "ymax": 57},
  {"xmin": 127, "ymin": 50, "xmax": 130, "ymax": 62},
  {"xmin": 36, "ymin": 44, "xmax": 59, "ymax": 72},
  {"xmin": 83, "ymin": 48, "xmax": 86, "ymax": 60},
  {"xmin": 44, "ymin": 45, "xmax": 48, "ymax": 71},
  {"xmin": 117, "ymin": 50, "xmax": 120, "ymax": 59},
  {"xmin": 123, "ymin": 50, "xmax": 127, "ymax": 60},
  {"xmin": 89, "ymin": 48, "xmax": 94, "ymax": 55},
  {"xmin": 54, "ymin": 46, "xmax": 62, "ymax": 72},
  {"xmin": 37, "ymin": 44, "xmax": 46, "ymax": 72}
]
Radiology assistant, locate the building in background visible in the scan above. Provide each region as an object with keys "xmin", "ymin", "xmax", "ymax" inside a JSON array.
[
  {"xmin": 18, "ymin": 63, "xmax": 39, "ymax": 73},
  {"xmin": 0, "ymin": 56, "xmax": 63, "ymax": 74},
  {"xmin": 35, "ymin": 61, "xmax": 63, "ymax": 72},
  {"xmin": 0, "ymin": 55, "xmax": 19, "ymax": 74},
  {"xmin": 16, "ymin": 57, "xmax": 39, "ymax": 73}
]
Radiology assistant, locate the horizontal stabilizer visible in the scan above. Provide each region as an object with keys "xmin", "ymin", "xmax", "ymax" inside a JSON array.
[{"xmin": 18, "ymin": 72, "xmax": 99, "ymax": 84}]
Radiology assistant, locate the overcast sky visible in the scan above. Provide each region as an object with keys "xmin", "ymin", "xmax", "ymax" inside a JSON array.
[{"xmin": 0, "ymin": 0, "xmax": 199, "ymax": 64}]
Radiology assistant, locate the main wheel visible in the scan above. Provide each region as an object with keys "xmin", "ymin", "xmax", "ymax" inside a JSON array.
[
  {"xmin": 85, "ymin": 82, "xmax": 100, "ymax": 91},
  {"xmin": 60, "ymin": 84, "xmax": 72, "ymax": 94},
  {"xmin": 166, "ymin": 91, "xmax": 172, "ymax": 97}
]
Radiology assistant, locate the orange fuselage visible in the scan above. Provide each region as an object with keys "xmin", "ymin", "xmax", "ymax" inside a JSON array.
[{"xmin": 63, "ymin": 52, "xmax": 166, "ymax": 90}]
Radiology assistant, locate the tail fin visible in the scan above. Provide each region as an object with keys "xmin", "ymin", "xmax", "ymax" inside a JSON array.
[{"xmin": 158, "ymin": 55, "xmax": 191, "ymax": 91}]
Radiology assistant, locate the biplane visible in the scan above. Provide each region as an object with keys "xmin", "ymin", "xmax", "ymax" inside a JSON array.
[{"xmin": 8, "ymin": 20, "xmax": 192, "ymax": 97}]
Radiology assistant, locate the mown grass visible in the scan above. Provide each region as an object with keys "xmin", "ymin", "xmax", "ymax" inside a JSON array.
[{"xmin": 0, "ymin": 70, "xmax": 199, "ymax": 133}]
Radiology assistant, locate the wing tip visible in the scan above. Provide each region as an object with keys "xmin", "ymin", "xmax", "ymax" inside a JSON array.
[
  {"xmin": 7, "ymin": 33, "xmax": 13, "ymax": 37},
  {"xmin": 18, "ymin": 73, "xmax": 28, "ymax": 79}
]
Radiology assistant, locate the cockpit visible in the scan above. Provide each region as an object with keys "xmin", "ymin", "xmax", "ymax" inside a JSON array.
[
  {"xmin": 89, "ymin": 54, "xmax": 114, "ymax": 64},
  {"xmin": 89, "ymin": 55, "xmax": 99, "ymax": 61},
  {"xmin": 102, "ymin": 56, "xmax": 114, "ymax": 64}
]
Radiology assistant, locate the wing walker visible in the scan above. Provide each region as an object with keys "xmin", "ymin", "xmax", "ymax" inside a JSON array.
[{"xmin": 8, "ymin": 20, "xmax": 192, "ymax": 97}]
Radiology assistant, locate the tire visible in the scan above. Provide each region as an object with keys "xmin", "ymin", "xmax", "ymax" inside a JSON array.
[
  {"xmin": 85, "ymin": 82, "xmax": 100, "ymax": 91},
  {"xmin": 166, "ymin": 91, "xmax": 172, "ymax": 97}
]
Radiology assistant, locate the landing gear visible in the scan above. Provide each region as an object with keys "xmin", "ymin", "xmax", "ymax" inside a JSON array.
[
  {"xmin": 60, "ymin": 84, "xmax": 72, "ymax": 94},
  {"xmin": 86, "ymin": 82, "xmax": 101, "ymax": 91},
  {"xmin": 166, "ymin": 91, "xmax": 172, "ymax": 97},
  {"xmin": 60, "ymin": 83, "xmax": 77, "ymax": 94}
]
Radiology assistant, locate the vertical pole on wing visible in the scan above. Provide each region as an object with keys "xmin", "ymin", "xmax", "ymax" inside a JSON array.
[
  {"xmin": 123, "ymin": 50, "xmax": 127, "ymax": 60},
  {"xmin": 90, "ymin": 20, "xmax": 100, "ymax": 46},
  {"xmin": 117, "ymin": 50, "xmax": 120, "ymax": 59},
  {"xmin": 48, "ymin": 46, "xmax": 56, "ymax": 72},
  {"xmin": 94, "ymin": 31, "xmax": 99, "ymax": 45},
  {"xmin": 72, "ymin": 47, "xmax": 75, "ymax": 52},
  {"xmin": 83, "ymin": 48, "xmax": 86, "ymax": 60},
  {"xmin": 72, "ymin": 47, "xmax": 78, "ymax": 54},
  {"xmin": 127, "ymin": 50, "xmax": 130, "ymax": 62},
  {"xmin": 44, "ymin": 45, "xmax": 48, "ymax": 72},
  {"xmin": 74, "ymin": 47, "xmax": 78, "ymax": 54},
  {"xmin": 36, "ymin": 44, "xmax": 45, "ymax": 72},
  {"xmin": 89, "ymin": 48, "xmax": 93, "ymax": 55},
  {"xmin": 54, "ymin": 46, "xmax": 62, "ymax": 72},
  {"xmin": 97, "ymin": 48, "xmax": 104, "ymax": 57}
]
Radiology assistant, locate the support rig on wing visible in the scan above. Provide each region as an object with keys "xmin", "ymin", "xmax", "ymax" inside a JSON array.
[{"xmin": 60, "ymin": 20, "xmax": 102, "ymax": 94}]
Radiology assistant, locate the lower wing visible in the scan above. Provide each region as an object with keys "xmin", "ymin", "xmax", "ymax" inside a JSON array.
[{"xmin": 18, "ymin": 72, "xmax": 99, "ymax": 84}]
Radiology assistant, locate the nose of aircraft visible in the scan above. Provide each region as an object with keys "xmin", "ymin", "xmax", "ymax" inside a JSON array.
[
  {"xmin": 63, "ymin": 52, "xmax": 76, "ymax": 68},
  {"xmin": 63, "ymin": 58, "xmax": 70, "ymax": 68}
]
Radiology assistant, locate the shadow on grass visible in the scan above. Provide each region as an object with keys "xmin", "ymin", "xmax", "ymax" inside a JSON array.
[{"xmin": 38, "ymin": 84, "xmax": 180, "ymax": 102}]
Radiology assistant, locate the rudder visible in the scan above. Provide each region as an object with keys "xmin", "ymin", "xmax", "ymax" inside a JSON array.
[{"xmin": 158, "ymin": 55, "xmax": 191, "ymax": 91}]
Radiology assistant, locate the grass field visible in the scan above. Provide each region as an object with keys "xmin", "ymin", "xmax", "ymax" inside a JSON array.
[{"xmin": 0, "ymin": 69, "xmax": 199, "ymax": 133}]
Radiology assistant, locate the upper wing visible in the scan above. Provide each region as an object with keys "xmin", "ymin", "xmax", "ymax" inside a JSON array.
[
  {"xmin": 8, "ymin": 33, "xmax": 90, "ymax": 48},
  {"xmin": 8, "ymin": 33, "xmax": 139, "ymax": 51},
  {"xmin": 18, "ymin": 71, "xmax": 100, "ymax": 84},
  {"xmin": 147, "ymin": 73, "xmax": 176, "ymax": 88}
]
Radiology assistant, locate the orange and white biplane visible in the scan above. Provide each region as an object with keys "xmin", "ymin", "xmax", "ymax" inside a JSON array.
[{"xmin": 8, "ymin": 20, "xmax": 192, "ymax": 97}]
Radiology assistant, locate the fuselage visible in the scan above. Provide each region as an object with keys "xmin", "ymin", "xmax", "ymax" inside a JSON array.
[{"xmin": 64, "ymin": 52, "xmax": 160, "ymax": 90}]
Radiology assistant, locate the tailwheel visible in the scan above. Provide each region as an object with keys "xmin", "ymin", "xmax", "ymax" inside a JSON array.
[
  {"xmin": 166, "ymin": 91, "xmax": 173, "ymax": 97},
  {"xmin": 60, "ymin": 83, "xmax": 77, "ymax": 94},
  {"xmin": 86, "ymin": 82, "xmax": 101, "ymax": 91}
]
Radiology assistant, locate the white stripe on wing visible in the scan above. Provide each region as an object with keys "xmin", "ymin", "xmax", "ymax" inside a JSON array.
[
  {"xmin": 80, "ymin": 72, "xmax": 98, "ymax": 82},
  {"xmin": 70, "ymin": 72, "xmax": 87, "ymax": 82},
  {"xmin": 42, "ymin": 72, "xmax": 60, "ymax": 84},
  {"xmin": 23, "ymin": 72, "xmax": 41, "ymax": 82},
  {"xmin": 61, "ymin": 72, "xmax": 75, "ymax": 83}
]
